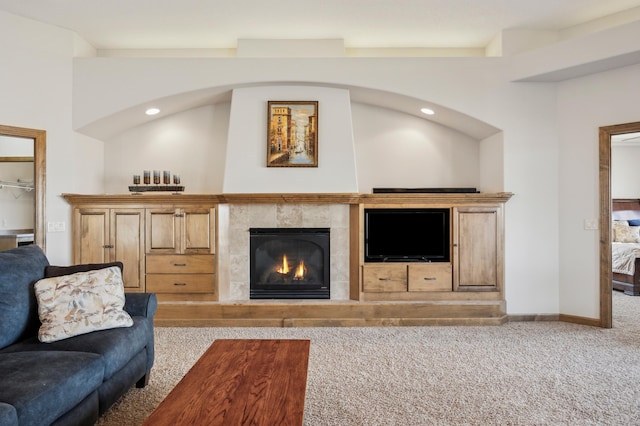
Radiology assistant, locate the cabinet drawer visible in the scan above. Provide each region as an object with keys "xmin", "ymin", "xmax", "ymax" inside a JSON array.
[
  {"xmin": 146, "ymin": 274, "xmax": 214, "ymax": 293},
  {"xmin": 362, "ymin": 264, "xmax": 407, "ymax": 292},
  {"xmin": 408, "ymin": 263, "xmax": 452, "ymax": 292},
  {"xmin": 146, "ymin": 255, "xmax": 215, "ymax": 274}
]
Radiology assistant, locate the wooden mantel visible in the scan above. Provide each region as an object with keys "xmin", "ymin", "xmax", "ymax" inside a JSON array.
[{"xmin": 63, "ymin": 192, "xmax": 513, "ymax": 205}]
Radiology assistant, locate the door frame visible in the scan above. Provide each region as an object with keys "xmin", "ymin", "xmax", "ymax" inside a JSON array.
[{"xmin": 599, "ymin": 121, "xmax": 640, "ymax": 328}]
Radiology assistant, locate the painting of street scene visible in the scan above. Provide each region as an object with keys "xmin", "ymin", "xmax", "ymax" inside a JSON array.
[{"xmin": 267, "ymin": 101, "xmax": 318, "ymax": 167}]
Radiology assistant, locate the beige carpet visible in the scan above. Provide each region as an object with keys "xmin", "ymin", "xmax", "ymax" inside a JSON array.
[{"xmin": 97, "ymin": 292, "xmax": 640, "ymax": 425}]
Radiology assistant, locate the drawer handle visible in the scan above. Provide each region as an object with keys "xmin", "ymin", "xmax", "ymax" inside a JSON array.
[
  {"xmin": 424, "ymin": 277, "xmax": 437, "ymax": 281},
  {"xmin": 103, "ymin": 244, "xmax": 114, "ymax": 249},
  {"xmin": 378, "ymin": 277, "xmax": 392, "ymax": 281},
  {"xmin": 173, "ymin": 283, "xmax": 187, "ymax": 286},
  {"xmin": 174, "ymin": 263, "xmax": 187, "ymax": 267}
]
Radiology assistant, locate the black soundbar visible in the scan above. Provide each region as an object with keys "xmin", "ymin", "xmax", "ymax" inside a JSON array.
[{"xmin": 372, "ymin": 188, "xmax": 479, "ymax": 194}]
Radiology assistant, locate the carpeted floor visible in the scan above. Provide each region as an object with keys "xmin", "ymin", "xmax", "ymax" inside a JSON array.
[{"xmin": 97, "ymin": 292, "xmax": 640, "ymax": 425}]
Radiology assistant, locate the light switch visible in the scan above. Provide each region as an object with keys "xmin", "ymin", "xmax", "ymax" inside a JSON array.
[
  {"xmin": 584, "ymin": 219, "xmax": 598, "ymax": 230},
  {"xmin": 47, "ymin": 221, "xmax": 66, "ymax": 232}
]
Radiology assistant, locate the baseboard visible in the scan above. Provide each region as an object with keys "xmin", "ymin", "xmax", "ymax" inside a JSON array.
[
  {"xmin": 508, "ymin": 313, "xmax": 602, "ymax": 327},
  {"xmin": 507, "ymin": 314, "xmax": 559, "ymax": 322},
  {"xmin": 558, "ymin": 313, "xmax": 602, "ymax": 327}
]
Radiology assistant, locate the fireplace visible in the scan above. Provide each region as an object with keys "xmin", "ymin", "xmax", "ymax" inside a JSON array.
[{"xmin": 249, "ymin": 228, "xmax": 330, "ymax": 299}]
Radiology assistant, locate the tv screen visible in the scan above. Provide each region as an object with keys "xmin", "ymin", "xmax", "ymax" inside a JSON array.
[{"xmin": 364, "ymin": 208, "xmax": 450, "ymax": 262}]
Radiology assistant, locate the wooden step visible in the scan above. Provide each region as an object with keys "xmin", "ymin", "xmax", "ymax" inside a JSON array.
[{"xmin": 153, "ymin": 300, "xmax": 506, "ymax": 327}]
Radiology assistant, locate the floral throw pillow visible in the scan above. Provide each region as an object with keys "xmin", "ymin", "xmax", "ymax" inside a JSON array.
[
  {"xmin": 35, "ymin": 266, "xmax": 133, "ymax": 343},
  {"xmin": 613, "ymin": 221, "xmax": 640, "ymax": 243}
]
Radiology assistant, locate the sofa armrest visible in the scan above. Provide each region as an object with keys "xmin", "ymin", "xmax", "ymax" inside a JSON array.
[
  {"xmin": 0, "ymin": 403, "xmax": 18, "ymax": 426},
  {"xmin": 124, "ymin": 293, "xmax": 158, "ymax": 318}
]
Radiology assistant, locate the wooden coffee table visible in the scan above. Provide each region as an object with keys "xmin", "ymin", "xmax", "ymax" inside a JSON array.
[{"xmin": 143, "ymin": 339, "xmax": 311, "ymax": 426}]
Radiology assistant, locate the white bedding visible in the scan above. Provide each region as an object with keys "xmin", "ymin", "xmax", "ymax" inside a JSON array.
[{"xmin": 612, "ymin": 242, "xmax": 640, "ymax": 275}]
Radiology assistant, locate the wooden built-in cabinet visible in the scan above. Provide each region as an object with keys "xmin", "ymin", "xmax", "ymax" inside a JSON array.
[
  {"xmin": 355, "ymin": 194, "xmax": 509, "ymax": 303},
  {"xmin": 65, "ymin": 194, "xmax": 218, "ymax": 300},
  {"xmin": 64, "ymin": 192, "xmax": 511, "ymax": 327}
]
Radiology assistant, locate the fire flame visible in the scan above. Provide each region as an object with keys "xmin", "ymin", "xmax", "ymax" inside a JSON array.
[
  {"xmin": 276, "ymin": 254, "xmax": 290, "ymax": 274},
  {"xmin": 294, "ymin": 260, "xmax": 306, "ymax": 279},
  {"xmin": 275, "ymin": 255, "xmax": 306, "ymax": 280}
]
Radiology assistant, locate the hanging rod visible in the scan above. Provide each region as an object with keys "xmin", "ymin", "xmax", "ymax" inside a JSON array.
[{"xmin": 0, "ymin": 180, "xmax": 34, "ymax": 191}]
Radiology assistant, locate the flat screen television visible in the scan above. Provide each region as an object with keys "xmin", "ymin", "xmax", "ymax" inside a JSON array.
[{"xmin": 364, "ymin": 208, "xmax": 450, "ymax": 262}]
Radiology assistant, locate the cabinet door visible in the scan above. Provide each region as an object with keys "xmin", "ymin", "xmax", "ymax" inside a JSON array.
[
  {"xmin": 453, "ymin": 206, "xmax": 502, "ymax": 291},
  {"xmin": 74, "ymin": 208, "xmax": 145, "ymax": 292},
  {"xmin": 74, "ymin": 208, "xmax": 109, "ymax": 264},
  {"xmin": 111, "ymin": 209, "xmax": 145, "ymax": 291},
  {"xmin": 146, "ymin": 208, "xmax": 180, "ymax": 253},
  {"xmin": 182, "ymin": 207, "xmax": 216, "ymax": 254}
]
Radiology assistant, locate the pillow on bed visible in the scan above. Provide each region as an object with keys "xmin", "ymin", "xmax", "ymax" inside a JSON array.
[
  {"xmin": 614, "ymin": 222, "xmax": 640, "ymax": 243},
  {"xmin": 613, "ymin": 221, "xmax": 629, "ymax": 242}
]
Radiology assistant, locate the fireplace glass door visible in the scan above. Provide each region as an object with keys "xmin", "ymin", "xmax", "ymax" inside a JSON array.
[{"xmin": 250, "ymin": 228, "xmax": 330, "ymax": 299}]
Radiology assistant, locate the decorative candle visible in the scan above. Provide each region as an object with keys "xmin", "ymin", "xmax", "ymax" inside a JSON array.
[
  {"xmin": 163, "ymin": 170, "xmax": 171, "ymax": 185},
  {"xmin": 153, "ymin": 170, "xmax": 160, "ymax": 185},
  {"xmin": 133, "ymin": 175, "xmax": 140, "ymax": 185},
  {"xmin": 173, "ymin": 174, "xmax": 181, "ymax": 185},
  {"xmin": 143, "ymin": 170, "xmax": 150, "ymax": 184}
]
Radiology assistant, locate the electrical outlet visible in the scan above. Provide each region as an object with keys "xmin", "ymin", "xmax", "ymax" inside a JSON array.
[
  {"xmin": 47, "ymin": 221, "xmax": 66, "ymax": 232},
  {"xmin": 584, "ymin": 219, "xmax": 598, "ymax": 230}
]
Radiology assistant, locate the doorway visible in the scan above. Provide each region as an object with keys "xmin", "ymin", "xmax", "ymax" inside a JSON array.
[{"xmin": 599, "ymin": 121, "xmax": 640, "ymax": 328}]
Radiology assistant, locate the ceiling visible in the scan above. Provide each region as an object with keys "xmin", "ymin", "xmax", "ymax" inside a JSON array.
[{"xmin": 1, "ymin": 0, "xmax": 640, "ymax": 50}]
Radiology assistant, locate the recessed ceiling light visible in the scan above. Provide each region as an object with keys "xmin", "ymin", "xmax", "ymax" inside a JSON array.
[
  {"xmin": 145, "ymin": 108, "xmax": 160, "ymax": 116},
  {"xmin": 420, "ymin": 108, "xmax": 435, "ymax": 115}
]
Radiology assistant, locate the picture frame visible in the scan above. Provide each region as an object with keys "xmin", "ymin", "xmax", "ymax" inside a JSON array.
[{"xmin": 267, "ymin": 101, "xmax": 318, "ymax": 167}]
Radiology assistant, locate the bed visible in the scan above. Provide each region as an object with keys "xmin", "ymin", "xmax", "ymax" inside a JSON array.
[{"xmin": 612, "ymin": 199, "xmax": 640, "ymax": 296}]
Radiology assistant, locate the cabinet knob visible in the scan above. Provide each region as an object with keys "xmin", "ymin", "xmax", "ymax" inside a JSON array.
[
  {"xmin": 103, "ymin": 244, "xmax": 114, "ymax": 249},
  {"xmin": 175, "ymin": 213, "xmax": 185, "ymax": 218}
]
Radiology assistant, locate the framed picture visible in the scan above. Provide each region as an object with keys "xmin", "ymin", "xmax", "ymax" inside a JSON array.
[{"xmin": 267, "ymin": 101, "xmax": 318, "ymax": 167}]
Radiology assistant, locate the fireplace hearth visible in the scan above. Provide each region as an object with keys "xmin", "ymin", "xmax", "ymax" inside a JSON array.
[{"xmin": 250, "ymin": 228, "xmax": 330, "ymax": 299}]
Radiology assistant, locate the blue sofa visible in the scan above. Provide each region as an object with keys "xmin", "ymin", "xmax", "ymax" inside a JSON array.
[{"xmin": 0, "ymin": 245, "xmax": 157, "ymax": 426}]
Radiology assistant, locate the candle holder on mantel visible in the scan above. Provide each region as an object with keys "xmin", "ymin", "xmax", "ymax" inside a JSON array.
[{"xmin": 129, "ymin": 170, "xmax": 184, "ymax": 194}]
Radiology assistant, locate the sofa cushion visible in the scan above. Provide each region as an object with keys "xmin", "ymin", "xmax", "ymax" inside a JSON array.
[
  {"xmin": 35, "ymin": 266, "xmax": 133, "ymax": 343},
  {"xmin": 0, "ymin": 245, "xmax": 49, "ymax": 350},
  {"xmin": 0, "ymin": 351, "xmax": 104, "ymax": 426},
  {"xmin": 1, "ymin": 316, "xmax": 152, "ymax": 378}
]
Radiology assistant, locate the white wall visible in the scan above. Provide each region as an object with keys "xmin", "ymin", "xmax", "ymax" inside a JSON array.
[
  {"xmin": 557, "ymin": 62, "xmax": 640, "ymax": 317},
  {"xmin": 223, "ymin": 86, "xmax": 358, "ymax": 193},
  {"xmin": 0, "ymin": 11, "xmax": 105, "ymax": 264},
  {"xmin": 352, "ymin": 103, "xmax": 479, "ymax": 193},
  {"xmin": 105, "ymin": 93, "xmax": 481, "ymax": 195},
  {"xmin": 106, "ymin": 104, "xmax": 228, "ymax": 193},
  {"xmin": 612, "ymin": 145, "xmax": 640, "ymax": 198}
]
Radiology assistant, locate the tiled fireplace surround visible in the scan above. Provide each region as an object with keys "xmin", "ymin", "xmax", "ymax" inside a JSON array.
[{"xmin": 217, "ymin": 203, "xmax": 351, "ymax": 301}]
